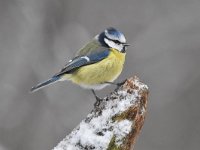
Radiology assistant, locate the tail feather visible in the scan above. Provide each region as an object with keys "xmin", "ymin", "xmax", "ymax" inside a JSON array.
[{"xmin": 30, "ymin": 76, "xmax": 60, "ymax": 93}]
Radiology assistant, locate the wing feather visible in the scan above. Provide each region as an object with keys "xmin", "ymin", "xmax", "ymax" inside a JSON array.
[{"xmin": 54, "ymin": 49, "xmax": 110, "ymax": 77}]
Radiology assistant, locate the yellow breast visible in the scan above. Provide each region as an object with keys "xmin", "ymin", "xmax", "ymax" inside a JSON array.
[{"xmin": 69, "ymin": 48, "xmax": 126, "ymax": 89}]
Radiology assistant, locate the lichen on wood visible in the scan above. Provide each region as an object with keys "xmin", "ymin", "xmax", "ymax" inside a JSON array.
[{"xmin": 53, "ymin": 76, "xmax": 149, "ymax": 150}]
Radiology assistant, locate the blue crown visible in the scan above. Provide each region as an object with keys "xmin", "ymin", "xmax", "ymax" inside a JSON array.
[{"xmin": 105, "ymin": 27, "xmax": 126, "ymax": 43}]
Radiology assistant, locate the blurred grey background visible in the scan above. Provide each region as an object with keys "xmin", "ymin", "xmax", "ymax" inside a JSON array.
[{"xmin": 0, "ymin": 0, "xmax": 200, "ymax": 150}]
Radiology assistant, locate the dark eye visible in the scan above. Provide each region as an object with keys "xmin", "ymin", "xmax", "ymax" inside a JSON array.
[{"xmin": 113, "ymin": 40, "xmax": 121, "ymax": 44}]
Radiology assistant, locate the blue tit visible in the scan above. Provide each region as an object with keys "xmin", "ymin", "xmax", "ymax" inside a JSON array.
[{"xmin": 31, "ymin": 27, "xmax": 130, "ymax": 102}]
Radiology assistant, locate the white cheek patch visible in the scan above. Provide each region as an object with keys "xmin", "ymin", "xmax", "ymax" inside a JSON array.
[{"xmin": 104, "ymin": 38, "xmax": 123, "ymax": 51}]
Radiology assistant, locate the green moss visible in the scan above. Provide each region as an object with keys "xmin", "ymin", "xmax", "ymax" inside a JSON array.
[
  {"xmin": 112, "ymin": 106, "xmax": 136, "ymax": 122},
  {"xmin": 107, "ymin": 136, "xmax": 120, "ymax": 150},
  {"xmin": 112, "ymin": 111, "xmax": 128, "ymax": 122}
]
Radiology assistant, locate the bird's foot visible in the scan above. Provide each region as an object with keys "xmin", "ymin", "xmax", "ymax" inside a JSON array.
[
  {"xmin": 94, "ymin": 96, "xmax": 103, "ymax": 107},
  {"xmin": 116, "ymin": 79, "xmax": 127, "ymax": 87},
  {"xmin": 92, "ymin": 90, "xmax": 103, "ymax": 107},
  {"xmin": 105, "ymin": 79, "xmax": 127, "ymax": 90}
]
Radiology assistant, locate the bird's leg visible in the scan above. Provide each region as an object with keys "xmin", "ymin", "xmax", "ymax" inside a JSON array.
[
  {"xmin": 105, "ymin": 79, "xmax": 127, "ymax": 87},
  {"xmin": 92, "ymin": 90, "xmax": 103, "ymax": 107}
]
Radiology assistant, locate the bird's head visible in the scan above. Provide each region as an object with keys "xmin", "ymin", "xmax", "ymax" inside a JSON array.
[{"xmin": 96, "ymin": 27, "xmax": 130, "ymax": 53}]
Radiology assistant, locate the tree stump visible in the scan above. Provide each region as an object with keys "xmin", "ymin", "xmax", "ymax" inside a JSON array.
[{"xmin": 53, "ymin": 76, "xmax": 149, "ymax": 150}]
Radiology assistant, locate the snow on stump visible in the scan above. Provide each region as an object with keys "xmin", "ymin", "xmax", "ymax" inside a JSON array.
[{"xmin": 53, "ymin": 76, "xmax": 149, "ymax": 150}]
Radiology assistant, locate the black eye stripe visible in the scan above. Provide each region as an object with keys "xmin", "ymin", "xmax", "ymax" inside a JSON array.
[
  {"xmin": 106, "ymin": 37, "xmax": 121, "ymax": 44},
  {"xmin": 112, "ymin": 39, "xmax": 121, "ymax": 44}
]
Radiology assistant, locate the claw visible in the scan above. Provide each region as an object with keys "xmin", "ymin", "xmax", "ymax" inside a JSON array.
[
  {"xmin": 92, "ymin": 90, "xmax": 103, "ymax": 107},
  {"xmin": 94, "ymin": 97, "xmax": 103, "ymax": 107}
]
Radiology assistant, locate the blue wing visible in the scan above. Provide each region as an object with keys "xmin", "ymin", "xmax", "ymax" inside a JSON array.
[{"xmin": 54, "ymin": 49, "xmax": 110, "ymax": 77}]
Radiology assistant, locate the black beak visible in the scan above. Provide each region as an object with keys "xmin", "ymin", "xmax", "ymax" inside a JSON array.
[
  {"xmin": 123, "ymin": 43, "xmax": 130, "ymax": 47},
  {"xmin": 121, "ymin": 43, "xmax": 130, "ymax": 53}
]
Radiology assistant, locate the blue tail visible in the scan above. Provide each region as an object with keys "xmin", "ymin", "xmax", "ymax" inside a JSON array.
[{"xmin": 30, "ymin": 76, "xmax": 60, "ymax": 93}]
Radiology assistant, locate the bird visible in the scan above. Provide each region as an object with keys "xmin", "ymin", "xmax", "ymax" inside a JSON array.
[{"xmin": 31, "ymin": 27, "xmax": 129, "ymax": 105}]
